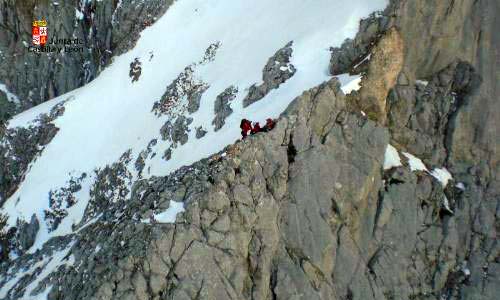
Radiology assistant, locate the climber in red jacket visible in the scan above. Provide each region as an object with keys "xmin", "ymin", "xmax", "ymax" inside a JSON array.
[
  {"xmin": 263, "ymin": 118, "xmax": 275, "ymax": 132},
  {"xmin": 251, "ymin": 122, "xmax": 262, "ymax": 135},
  {"xmin": 240, "ymin": 119, "xmax": 252, "ymax": 139}
]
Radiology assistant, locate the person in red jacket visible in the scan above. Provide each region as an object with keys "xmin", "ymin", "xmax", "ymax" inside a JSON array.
[
  {"xmin": 251, "ymin": 122, "xmax": 261, "ymax": 135},
  {"xmin": 240, "ymin": 119, "xmax": 252, "ymax": 139},
  {"xmin": 264, "ymin": 118, "xmax": 275, "ymax": 131}
]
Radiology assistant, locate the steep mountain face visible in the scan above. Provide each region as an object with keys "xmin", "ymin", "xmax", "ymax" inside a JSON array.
[
  {"xmin": 1, "ymin": 0, "xmax": 382, "ymax": 257},
  {"xmin": 0, "ymin": 0, "xmax": 498, "ymax": 299},
  {"xmin": 0, "ymin": 0, "xmax": 173, "ymax": 121}
]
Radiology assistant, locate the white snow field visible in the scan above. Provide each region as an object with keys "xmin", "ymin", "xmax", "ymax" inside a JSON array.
[{"xmin": 1, "ymin": 0, "xmax": 388, "ymax": 259}]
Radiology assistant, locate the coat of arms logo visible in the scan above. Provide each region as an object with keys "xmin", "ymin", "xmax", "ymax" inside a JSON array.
[{"xmin": 32, "ymin": 20, "xmax": 48, "ymax": 46}]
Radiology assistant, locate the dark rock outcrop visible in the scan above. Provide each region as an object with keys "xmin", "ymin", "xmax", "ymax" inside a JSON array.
[
  {"xmin": 329, "ymin": 11, "xmax": 390, "ymax": 76},
  {"xmin": 16, "ymin": 214, "xmax": 39, "ymax": 252},
  {"xmin": 195, "ymin": 126, "xmax": 207, "ymax": 139},
  {"xmin": 212, "ymin": 86, "xmax": 237, "ymax": 131},
  {"xmin": 159, "ymin": 116, "xmax": 193, "ymax": 147},
  {"xmin": 243, "ymin": 41, "xmax": 296, "ymax": 107}
]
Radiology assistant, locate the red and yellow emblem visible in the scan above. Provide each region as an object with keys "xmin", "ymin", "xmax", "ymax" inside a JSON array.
[{"xmin": 32, "ymin": 20, "xmax": 48, "ymax": 46}]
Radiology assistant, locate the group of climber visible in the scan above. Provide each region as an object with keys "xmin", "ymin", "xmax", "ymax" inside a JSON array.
[{"xmin": 240, "ymin": 118, "xmax": 276, "ymax": 139}]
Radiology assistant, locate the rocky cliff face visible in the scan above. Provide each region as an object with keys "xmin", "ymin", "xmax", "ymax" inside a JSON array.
[
  {"xmin": 0, "ymin": 0, "xmax": 498, "ymax": 299},
  {"xmin": 0, "ymin": 0, "xmax": 172, "ymax": 121}
]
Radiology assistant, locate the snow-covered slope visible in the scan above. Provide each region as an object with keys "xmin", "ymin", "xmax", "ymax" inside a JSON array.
[{"xmin": 2, "ymin": 0, "xmax": 387, "ymax": 256}]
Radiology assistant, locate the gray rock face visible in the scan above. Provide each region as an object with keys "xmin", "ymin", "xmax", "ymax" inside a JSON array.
[
  {"xmin": 187, "ymin": 89, "xmax": 204, "ymax": 114},
  {"xmin": 331, "ymin": 0, "xmax": 499, "ymax": 179},
  {"xmin": 387, "ymin": 61, "xmax": 481, "ymax": 166},
  {"xmin": 159, "ymin": 116, "xmax": 193, "ymax": 147},
  {"xmin": 0, "ymin": 0, "xmax": 173, "ymax": 122},
  {"xmin": 163, "ymin": 147, "xmax": 172, "ymax": 161},
  {"xmin": 171, "ymin": 116, "xmax": 192, "ymax": 146},
  {"xmin": 243, "ymin": 41, "xmax": 296, "ymax": 107},
  {"xmin": 212, "ymin": 86, "xmax": 237, "ymax": 131},
  {"xmin": 195, "ymin": 126, "xmax": 207, "ymax": 139},
  {"xmin": 329, "ymin": 11, "xmax": 391, "ymax": 75},
  {"xmin": 16, "ymin": 214, "xmax": 39, "ymax": 252}
]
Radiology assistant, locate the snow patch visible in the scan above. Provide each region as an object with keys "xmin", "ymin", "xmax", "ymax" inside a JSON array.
[
  {"xmin": 416, "ymin": 80, "xmax": 429, "ymax": 86},
  {"xmin": 383, "ymin": 144, "xmax": 402, "ymax": 170},
  {"xmin": 461, "ymin": 261, "xmax": 471, "ymax": 276},
  {"xmin": 402, "ymin": 152, "xmax": 428, "ymax": 172},
  {"xmin": 456, "ymin": 182, "xmax": 465, "ymax": 190},
  {"xmin": 75, "ymin": 9, "xmax": 84, "ymax": 20},
  {"xmin": 337, "ymin": 73, "xmax": 362, "ymax": 94},
  {"xmin": 430, "ymin": 168, "xmax": 453, "ymax": 187},
  {"xmin": 442, "ymin": 195, "xmax": 453, "ymax": 213},
  {"xmin": 142, "ymin": 201, "xmax": 185, "ymax": 224}
]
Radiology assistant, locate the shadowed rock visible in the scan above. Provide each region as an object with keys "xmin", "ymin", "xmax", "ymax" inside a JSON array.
[{"xmin": 243, "ymin": 41, "xmax": 296, "ymax": 107}]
